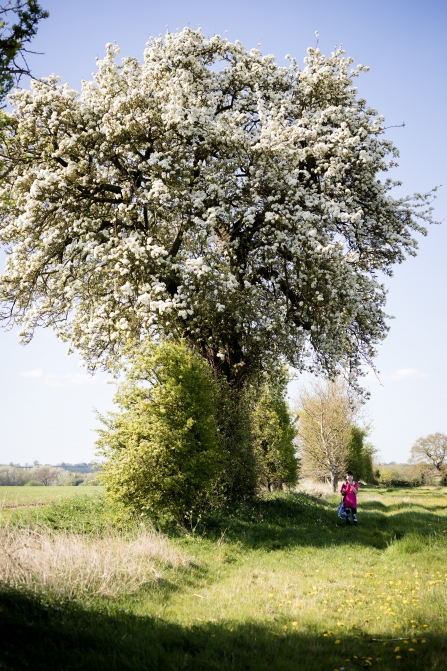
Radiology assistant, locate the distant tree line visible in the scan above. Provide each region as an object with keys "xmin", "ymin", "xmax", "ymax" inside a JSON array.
[{"xmin": 0, "ymin": 464, "xmax": 99, "ymax": 486}]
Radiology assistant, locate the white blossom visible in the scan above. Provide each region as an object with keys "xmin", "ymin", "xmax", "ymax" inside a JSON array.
[{"xmin": 0, "ymin": 28, "xmax": 436, "ymax": 385}]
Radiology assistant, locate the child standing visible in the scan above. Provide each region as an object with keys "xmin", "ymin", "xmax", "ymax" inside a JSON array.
[{"xmin": 340, "ymin": 471, "xmax": 359, "ymax": 526}]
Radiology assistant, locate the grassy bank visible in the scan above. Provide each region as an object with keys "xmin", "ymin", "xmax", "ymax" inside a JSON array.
[{"xmin": 1, "ymin": 486, "xmax": 447, "ymax": 670}]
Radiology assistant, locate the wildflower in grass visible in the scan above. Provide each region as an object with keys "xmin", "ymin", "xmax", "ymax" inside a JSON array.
[
  {"xmin": 335, "ymin": 640, "xmax": 341, "ymax": 644},
  {"xmin": 396, "ymin": 655, "xmax": 402, "ymax": 659},
  {"xmin": 409, "ymin": 648, "xmax": 415, "ymax": 652},
  {"xmin": 421, "ymin": 639, "xmax": 426, "ymax": 643},
  {"xmin": 394, "ymin": 646, "xmax": 400, "ymax": 652}
]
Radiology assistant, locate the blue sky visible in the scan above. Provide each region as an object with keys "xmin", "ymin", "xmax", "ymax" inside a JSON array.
[{"xmin": 0, "ymin": 0, "xmax": 446, "ymax": 465}]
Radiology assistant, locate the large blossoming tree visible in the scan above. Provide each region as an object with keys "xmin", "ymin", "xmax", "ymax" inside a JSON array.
[{"xmin": 0, "ymin": 28, "xmax": 434, "ymax": 387}]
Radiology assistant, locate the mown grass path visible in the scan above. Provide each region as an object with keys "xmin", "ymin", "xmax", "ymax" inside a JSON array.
[{"xmin": 1, "ymin": 486, "xmax": 447, "ymax": 670}]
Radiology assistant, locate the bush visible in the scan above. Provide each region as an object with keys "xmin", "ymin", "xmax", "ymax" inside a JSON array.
[
  {"xmin": 24, "ymin": 480, "xmax": 44, "ymax": 487},
  {"xmin": 64, "ymin": 472, "xmax": 84, "ymax": 486},
  {"xmin": 252, "ymin": 376, "xmax": 298, "ymax": 491},
  {"xmin": 97, "ymin": 341, "xmax": 225, "ymax": 523},
  {"xmin": 212, "ymin": 379, "xmax": 258, "ymax": 502},
  {"xmin": 347, "ymin": 427, "xmax": 376, "ymax": 483}
]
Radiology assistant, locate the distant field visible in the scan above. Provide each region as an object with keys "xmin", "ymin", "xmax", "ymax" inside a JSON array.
[{"xmin": 0, "ymin": 486, "xmax": 103, "ymax": 509}]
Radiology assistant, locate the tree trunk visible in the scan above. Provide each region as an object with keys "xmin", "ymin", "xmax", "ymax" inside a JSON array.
[{"xmin": 331, "ymin": 472, "xmax": 339, "ymax": 493}]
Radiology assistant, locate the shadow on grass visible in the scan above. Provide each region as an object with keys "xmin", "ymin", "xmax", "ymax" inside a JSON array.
[
  {"xmin": 1, "ymin": 586, "xmax": 445, "ymax": 671},
  {"xmin": 195, "ymin": 493, "xmax": 447, "ymax": 551}
]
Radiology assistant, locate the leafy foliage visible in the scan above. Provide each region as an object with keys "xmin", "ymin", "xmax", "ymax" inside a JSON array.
[
  {"xmin": 212, "ymin": 379, "xmax": 258, "ymax": 502},
  {"xmin": 252, "ymin": 376, "xmax": 298, "ymax": 491},
  {"xmin": 347, "ymin": 425, "xmax": 376, "ymax": 482},
  {"xmin": 96, "ymin": 341, "xmax": 224, "ymax": 522}
]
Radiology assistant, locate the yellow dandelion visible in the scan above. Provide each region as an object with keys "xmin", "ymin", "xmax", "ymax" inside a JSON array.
[
  {"xmin": 412, "ymin": 639, "xmax": 417, "ymax": 643},
  {"xmin": 409, "ymin": 648, "xmax": 415, "ymax": 652},
  {"xmin": 323, "ymin": 633, "xmax": 328, "ymax": 637},
  {"xmin": 268, "ymin": 593, "xmax": 274, "ymax": 598},
  {"xmin": 394, "ymin": 647, "xmax": 400, "ymax": 652},
  {"xmin": 396, "ymin": 655, "xmax": 402, "ymax": 659},
  {"xmin": 335, "ymin": 640, "xmax": 341, "ymax": 645},
  {"xmin": 282, "ymin": 625, "xmax": 288, "ymax": 630},
  {"xmin": 292, "ymin": 621, "xmax": 298, "ymax": 626},
  {"xmin": 423, "ymin": 624, "xmax": 428, "ymax": 627},
  {"xmin": 421, "ymin": 639, "xmax": 426, "ymax": 643}
]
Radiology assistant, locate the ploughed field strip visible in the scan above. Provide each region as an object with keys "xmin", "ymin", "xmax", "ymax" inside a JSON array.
[{"xmin": 1, "ymin": 487, "xmax": 447, "ymax": 671}]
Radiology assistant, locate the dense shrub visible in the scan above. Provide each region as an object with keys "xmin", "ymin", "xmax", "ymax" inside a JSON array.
[
  {"xmin": 97, "ymin": 341, "xmax": 225, "ymax": 522},
  {"xmin": 24, "ymin": 480, "xmax": 44, "ymax": 487},
  {"xmin": 213, "ymin": 380, "xmax": 258, "ymax": 502},
  {"xmin": 347, "ymin": 427, "xmax": 376, "ymax": 483},
  {"xmin": 252, "ymin": 378, "xmax": 298, "ymax": 491}
]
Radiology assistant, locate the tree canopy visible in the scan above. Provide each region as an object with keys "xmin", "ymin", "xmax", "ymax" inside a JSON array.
[
  {"xmin": 0, "ymin": 28, "xmax": 434, "ymax": 385},
  {"xmin": 0, "ymin": 1, "xmax": 48, "ymax": 103},
  {"xmin": 296, "ymin": 378, "xmax": 359, "ymax": 491},
  {"xmin": 410, "ymin": 433, "xmax": 447, "ymax": 473}
]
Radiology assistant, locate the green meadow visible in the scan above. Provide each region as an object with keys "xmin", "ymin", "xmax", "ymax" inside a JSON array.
[
  {"xmin": 1, "ymin": 486, "xmax": 447, "ymax": 671},
  {"xmin": 0, "ymin": 485, "xmax": 102, "ymax": 507}
]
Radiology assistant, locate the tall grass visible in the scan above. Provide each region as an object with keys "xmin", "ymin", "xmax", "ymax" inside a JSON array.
[{"xmin": 0, "ymin": 524, "xmax": 187, "ymax": 599}]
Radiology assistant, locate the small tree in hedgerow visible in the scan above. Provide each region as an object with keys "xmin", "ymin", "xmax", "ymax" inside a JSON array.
[
  {"xmin": 296, "ymin": 378, "xmax": 359, "ymax": 491},
  {"xmin": 347, "ymin": 425, "xmax": 376, "ymax": 483},
  {"xmin": 96, "ymin": 341, "xmax": 225, "ymax": 523},
  {"xmin": 252, "ymin": 374, "xmax": 298, "ymax": 491}
]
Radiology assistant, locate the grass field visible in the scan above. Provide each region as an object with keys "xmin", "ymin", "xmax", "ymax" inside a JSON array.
[
  {"xmin": 0, "ymin": 485, "xmax": 103, "ymax": 508},
  {"xmin": 1, "ymin": 486, "xmax": 447, "ymax": 670}
]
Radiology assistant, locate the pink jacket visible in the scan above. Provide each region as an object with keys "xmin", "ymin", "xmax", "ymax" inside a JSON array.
[{"xmin": 340, "ymin": 481, "xmax": 358, "ymax": 508}]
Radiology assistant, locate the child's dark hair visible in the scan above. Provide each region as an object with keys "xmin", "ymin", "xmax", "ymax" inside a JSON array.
[{"xmin": 346, "ymin": 471, "xmax": 354, "ymax": 476}]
